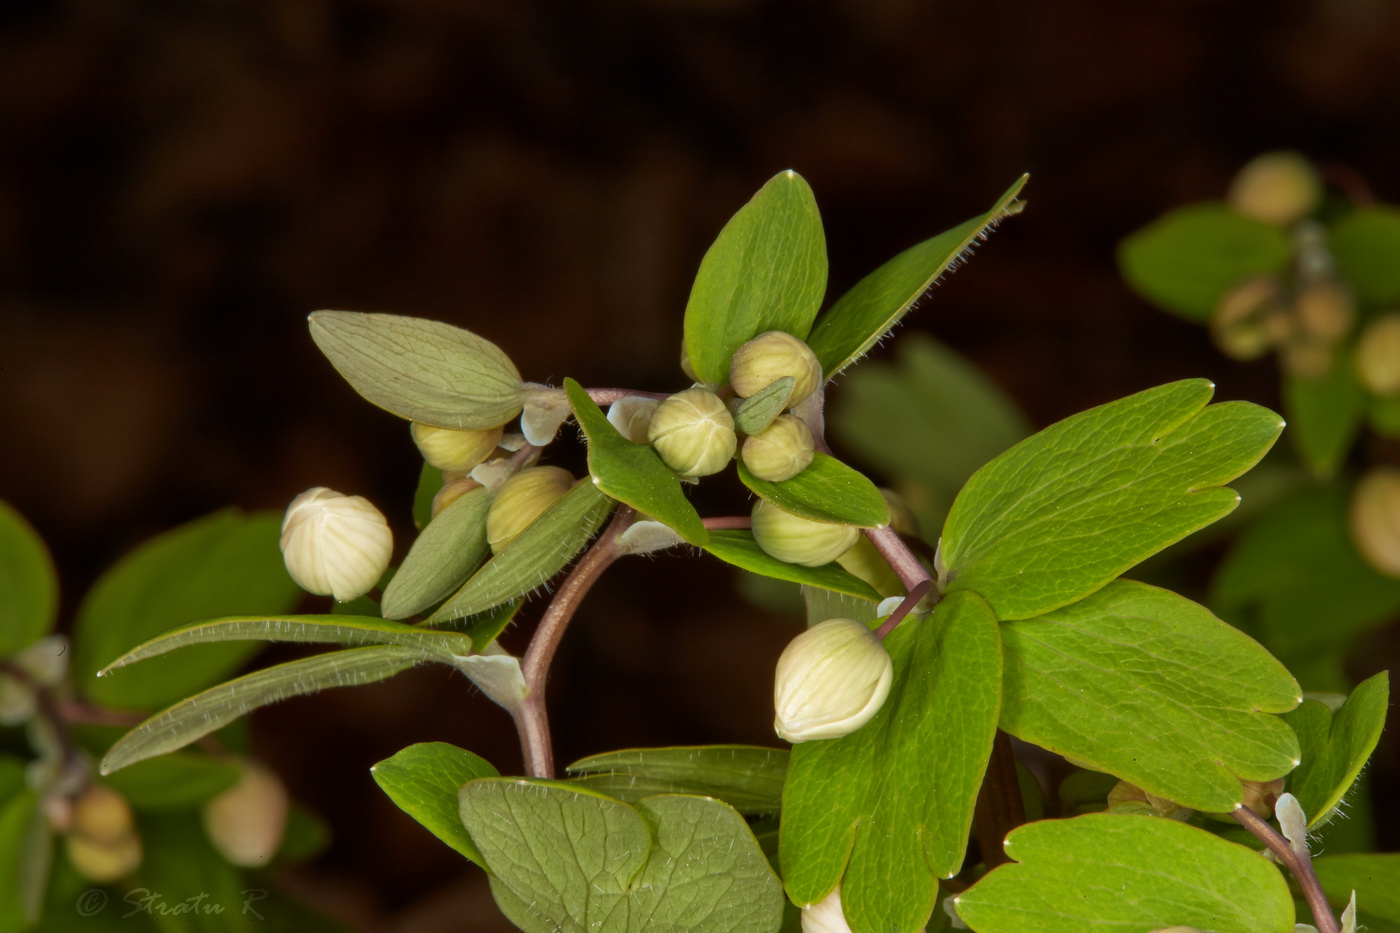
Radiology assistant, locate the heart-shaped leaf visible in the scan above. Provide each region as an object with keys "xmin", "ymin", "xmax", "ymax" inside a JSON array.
[
  {"xmin": 738, "ymin": 453, "xmax": 889, "ymax": 528},
  {"xmin": 372, "ymin": 742, "xmax": 500, "ymax": 864},
  {"xmin": 1284, "ymin": 672, "xmax": 1389, "ymax": 828}
]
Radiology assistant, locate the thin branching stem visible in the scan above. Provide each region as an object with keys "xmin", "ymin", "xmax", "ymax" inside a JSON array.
[
  {"xmin": 702, "ymin": 516, "xmax": 752, "ymax": 531},
  {"xmin": 1233, "ymin": 805, "xmax": 1341, "ymax": 933},
  {"xmin": 867, "ymin": 525, "xmax": 936, "ymax": 640}
]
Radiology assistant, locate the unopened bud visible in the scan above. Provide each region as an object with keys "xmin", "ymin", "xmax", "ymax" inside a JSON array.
[
  {"xmin": 486, "ymin": 466, "xmax": 572, "ymax": 552},
  {"xmin": 1211, "ymin": 278, "xmax": 1279, "ymax": 361},
  {"xmin": 67, "ymin": 784, "xmax": 141, "ymax": 882},
  {"xmin": 1295, "ymin": 281, "xmax": 1355, "ymax": 341},
  {"xmin": 751, "ymin": 499, "xmax": 861, "ymax": 568},
  {"xmin": 1356, "ymin": 313, "xmax": 1400, "ymax": 396},
  {"xmin": 411, "ymin": 422, "xmax": 503, "ymax": 473},
  {"xmin": 17, "ymin": 635, "xmax": 69, "ymax": 687},
  {"xmin": 431, "ymin": 476, "xmax": 483, "ymax": 519},
  {"xmin": 203, "ymin": 760, "xmax": 289, "ymax": 867},
  {"xmin": 607, "ymin": 396, "xmax": 660, "ymax": 445},
  {"xmin": 1281, "ymin": 339, "xmax": 1335, "ymax": 380},
  {"xmin": 1351, "ymin": 467, "xmax": 1400, "ymax": 577},
  {"xmin": 774, "ymin": 617, "xmax": 893, "ymax": 743},
  {"xmin": 729, "ymin": 331, "xmax": 822, "ymax": 408},
  {"xmin": 280, "ymin": 487, "xmax": 393, "ymax": 602},
  {"xmin": 1107, "ymin": 781, "xmax": 1190, "ymax": 820},
  {"xmin": 1227, "ymin": 152, "xmax": 1321, "ymax": 226},
  {"xmin": 647, "ymin": 388, "xmax": 737, "ymax": 478},
  {"xmin": 741, "ymin": 414, "xmax": 815, "ymax": 482},
  {"xmin": 1239, "ymin": 777, "xmax": 1286, "ymax": 818},
  {"xmin": 0, "ymin": 675, "xmax": 35, "ymax": 726}
]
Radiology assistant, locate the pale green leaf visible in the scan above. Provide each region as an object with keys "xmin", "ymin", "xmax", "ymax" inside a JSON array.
[
  {"xmin": 103, "ymin": 753, "xmax": 242, "ymax": 810},
  {"xmin": 954, "ymin": 813, "xmax": 1295, "ymax": 933},
  {"xmin": 1331, "ymin": 207, "xmax": 1400, "ymax": 304},
  {"xmin": 702, "ymin": 530, "xmax": 880, "ymax": 601},
  {"xmin": 1312, "ymin": 854, "xmax": 1400, "ymax": 932},
  {"xmin": 1283, "ymin": 362, "xmax": 1363, "ymax": 479},
  {"xmin": 371, "ymin": 742, "xmax": 499, "ymax": 865},
  {"xmin": 734, "ymin": 377, "xmax": 795, "ymax": 435},
  {"xmin": 808, "ymin": 176, "xmax": 1027, "ymax": 378},
  {"xmin": 738, "ymin": 453, "xmax": 889, "ymax": 528},
  {"xmin": 941, "ymin": 379, "xmax": 1283, "ymax": 620},
  {"xmin": 683, "ymin": 171, "xmax": 827, "ymax": 385},
  {"xmin": 567, "ymin": 746, "xmax": 788, "ymax": 815},
  {"xmin": 1284, "ymin": 672, "xmax": 1389, "ymax": 828},
  {"xmin": 460, "ymin": 780, "xmax": 784, "ymax": 933},
  {"xmin": 0, "ymin": 790, "xmax": 51, "ymax": 930},
  {"xmin": 382, "ymin": 486, "xmax": 493, "ymax": 619},
  {"xmin": 781, "ymin": 590, "xmax": 1002, "ymax": 933},
  {"xmin": 0, "ymin": 500, "xmax": 58, "ymax": 656},
  {"xmin": 802, "ymin": 585, "xmax": 881, "ymax": 627},
  {"xmin": 413, "ymin": 461, "xmax": 445, "ymax": 530},
  {"xmin": 309, "ymin": 311, "xmax": 523, "ymax": 429}
]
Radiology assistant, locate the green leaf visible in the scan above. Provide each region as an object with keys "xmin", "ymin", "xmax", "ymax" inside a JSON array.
[
  {"xmin": 74, "ymin": 510, "xmax": 303, "ymax": 710},
  {"xmin": 567, "ymin": 746, "xmax": 788, "ymax": 815},
  {"xmin": 733, "ymin": 377, "xmax": 795, "ymax": 435},
  {"xmin": 1283, "ymin": 672, "xmax": 1389, "ymax": 828},
  {"xmin": 1370, "ymin": 392, "xmax": 1400, "ymax": 438},
  {"xmin": 382, "ymin": 486, "xmax": 493, "ymax": 619},
  {"xmin": 428, "ymin": 481, "xmax": 615, "ymax": 626},
  {"xmin": 1312, "ymin": 854, "xmax": 1400, "ymax": 932},
  {"xmin": 701, "ymin": 530, "xmax": 880, "ymax": 601},
  {"xmin": 101, "ymin": 646, "xmax": 433, "ymax": 774},
  {"xmin": 0, "ymin": 790, "xmax": 51, "ymax": 930},
  {"xmin": 564, "ymin": 379, "xmax": 707, "ymax": 545},
  {"xmin": 1118, "ymin": 203, "xmax": 1292, "ymax": 321},
  {"xmin": 683, "ymin": 170, "xmax": 827, "ymax": 385},
  {"xmin": 781, "ymin": 590, "xmax": 1002, "ymax": 933},
  {"xmin": 738, "ymin": 453, "xmax": 889, "ymax": 528},
  {"xmin": 308, "ymin": 311, "xmax": 524, "ymax": 429},
  {"xmin": 371, "ymin": 742, "xmax": 500, "ymax": 865},
  {"xmin": 1331, "ymin": 207, "xmax": 1400, "ymax": 304},
  {"xmin": 1283, "ymin": 362, "xmax": 1364, "ymax": 478},
  {"xmin": 941, "ymin": 379, "xmax": 1283, "ymax": 620},
  {"xmin": 135, "ymin": 811, "xmax": 250, "ymax": 932},
  {"xmin": 999, "ymin": 580, "xmax": 1301, "ymax": 812},
  {"xmin": 98, "ymin": 614, "xmax": 471, "ymax": 672},
  {"xmin": 103, "ymin": 753, "xmax": 243, "ymax": 811},
  {"xmin": 807, "ymin": 176, "xmax": 1028, "ymax": 378},
  {"xmin": 954, "ymin": 813, "xmax": 1295, "ymax": 933},
  {"xmin": 412, "ymin": 462, "xmax": 445, "ymax": 530},
  {"xmin": 459, "ymin": 780, "xmax": 785, "ymax": 933},
  {"xmin": 0, "ymin": 501, "xmax": 58, "ymax": 656}
]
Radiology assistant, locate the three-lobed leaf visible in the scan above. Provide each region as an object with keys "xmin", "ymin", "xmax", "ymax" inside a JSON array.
[
  {"xmin": 567, "ymin": 746, "xmax": 788, "ymax": 815},
  {"xmin": 382, "ymin": 486, "xmax": 494, "ymax": 619},
  {"xmin": 371, "ymin": 742, "xmax": 500, "ymax": 865},
  {"xmin": 738, "ymin": 453, "xmax": 889, "ymax": 528},
  {"xmin": 1284, "ymin": 672, "xmax": 1389, "ymax": 828},
  {"xmin": 0, "ymin": 500, "xmax": 57, "ymax": 656}
]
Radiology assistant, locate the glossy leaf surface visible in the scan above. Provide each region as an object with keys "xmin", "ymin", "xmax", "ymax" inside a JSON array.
[
  {"xmin": 0, "ymin": 500, "xmax": 57, "ymax": 656},
  {"xmin": 1284, "ymin": 672, "xmax": 1389, "ymax": 827},
  {"xmin": 372, "ymin": 742, "xmax": 499, "ymax": 865},
  {"xmin": 738, "ymin": 453, "xmax": 889, "ymax": 527}
]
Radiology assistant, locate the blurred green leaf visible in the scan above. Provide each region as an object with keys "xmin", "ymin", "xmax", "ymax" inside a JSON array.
[
  {"xmin": 1371, "ymin": 392, "xmax": 1400, "ymax": 438},
  {"xmin": 1118, "ymin": 203, "xmax": 1291, "ymax": 320},
  {"xmin": 1284, "ymin": 360, "xmax": 1364, "ymax": 479},
  {"xmin": 942, "ymin": 380, "xmax": 1282, "ymax": 620},
  {"xmin": 274, "ymin": 803, "xmax": 330, "ymax": 866},
  {"xmin": 0, "ymin": 500, "xmax": 58, "ymax": 656},
  {"xmin": 781, "ymin": 590, "xmax": 1001, "ymax": 933},
  {"xmin": 309, "ymin": 311, "xmax": 523, "ymax": 429},
  {"xmin": 372, "ymin": 742, "xmax": 499, "ymax": 865},
  {"xmin": 1331, "ymin": 207, "xmax": 1400, "ymax": 304},
  {"xmin": 701, "ymin": 530, "xmax": 880, "ymax": 601},
  {"xmin": 567, "ymin": 746, "xmax": 788, "ymax": 816},
  {"xmin": 1001, "ymin": 580, "xmax": 1301, "ymax": 812},
  {"xmin": 0, "ymin": 790, "xmax": 50, "ymax": 930},
  {"xmin": 135, "ymin": 811, "xmax": 248, "ymax": 932},
  {"xmin": 103, "ymin": 753, "xmax": 242, "ymax": 811},
  {"xmin": 808, "ymin": 175, "xmax": 1027, "ymax": 378},
  {"xmin": 412, "ymin": 462, "xmax": 444, "ymax": 531},
  {"xmin": 738, "ymin": 453, "xmax": 889, "ymax": 527},
  {"xmin": 74, "ymin": 510, "xmax": 302, "ymax": 710},
  {"xmin": 955, "ymin": 813, "xmax": 1295, "ymax": 933},
  {"xmin": 382, "ymin": 487, "xmax": 493, "ymax": 619},
  {"xmin": 1311, "ymin": 854, "xmax": 1400, "ymax": 932},
  {"xmin": 1284, "ymin": 672, "xmax": 1388, "ymax": 828},
  {"xmin": 683, "ymin": 170, "xmax": 827, "ymax": 385},
  {"xmin": 564, "ymin": 379, "xmax": 707, "ymax": 545}
]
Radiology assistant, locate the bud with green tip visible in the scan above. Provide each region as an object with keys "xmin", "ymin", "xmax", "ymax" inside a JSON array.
[
  {"xmin": 1350, "ymin": 467, "xmax": 1400, "ymax": 577},
  {"xmin": 1227, "ymin": 151, "xmax": 1321, "ymax": 226},
  {"xmin": 647, "ymin": 387, "xmax": 737, "ymax": 478},
  {"xmin": 775, "ymin": 617, "xmax": 894, "ymax": 743},
  {"xmin": 486, "ymin": 465, "xmax": 573, "ymax": 552},
  {"xmin": 1356, "ymin": 313, "xmax": 1400, "ymax": 396},
  {"xmin": 729, "ymin": 331, "xmax": 822, "ymax": 408},
  {"xmin": 203, "ymin": 760, "xmax": 290, "ymax": 867},
  {"xmin": 741, "ymin": 414, "xmax": 815, "ymax": 481},
  {"xmin": 280, "ymin": 487, "xmax": 394, "ymax": 602},
  {"xmin": 751, "ymin": 499, "xmax": 861, "ymax": 567},
  {"xmin": 411, "ymin": 421, "xmax": 503, "ymax": 472}
]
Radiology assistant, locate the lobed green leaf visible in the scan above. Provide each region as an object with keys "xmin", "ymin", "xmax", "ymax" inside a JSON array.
[
  {"xmin": 1284, "ymin": 672, "xmax": 1389, "ymax": 828},
  {"xmin": 738, "ymin": 453, "xmax": 889, "ymax": 528},
  {"xmin": 372, "ymin": 742, "xmax": 500, "ymax": 865},
  {"xmin": 701, "ymin": 530, "xmax": 880, "ymax": 601},
  {"xmin": 382, "ymin": 486, "xmax": 493, "ymax": 619},
  {"xmin": 0, "ymin": 501, "xmax": 57, "ymax": 656},
  {"xmin": 567, "ymin": 746, "xmax": 788, "ymax": 815}
]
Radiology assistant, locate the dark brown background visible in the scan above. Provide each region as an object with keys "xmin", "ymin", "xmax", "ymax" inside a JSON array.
[{"xmin": 3, "ymin": 0, "xmax": 1399, "ymax": 929}]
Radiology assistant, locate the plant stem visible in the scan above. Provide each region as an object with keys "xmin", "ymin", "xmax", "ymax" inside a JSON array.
[
  {"xmin": 1232, "ymin": 806, "xmax": 1341, "ymax": 933},
  {"xmin": 866, "ymin": 525, "xmax": 936, "ymax": 640},
  {"xmin": 586, "ymin": 387, "xmax": 669, "ymax": 405},
  {"xmin": 973, "ymin": 730, "xmax": 1024, "ymax": 869},
  {"xmin": 702, "ymin": 516, "xmax": 752, "ymax": 531},
  {"xmin": 516, "ymin": 505, "xmax": 635, "ymax": 778}
]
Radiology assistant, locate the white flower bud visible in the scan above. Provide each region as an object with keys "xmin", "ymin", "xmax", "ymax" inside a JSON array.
[
  {"xmin": 751, "ymin": 499, "xmax": 861, "ymax": 567},
  {"xmin": 203, "ymin": 760, "xmax": 289, "ymax": 867},
  {"xmin": 486, "ymin": 466, "xmax": 573, "ymax": 552},
  {"xmin": 67, "ymin": 784, "xmax": 142, "ymax": 882},
  {"xmin": 802, "ymin": 886, "xmax": 925, "ymax": 933},
  {"xmin": 1227, "ymin": 152, "xmax": 1321, "ymax": 226},
  {"xmin": 280, "ymin": 487, "xmax": 393, "ymax": 602},
  {"xmin": 647, "ymin": 388, "xmax": 737, "ymax": 478},
  {"xmin": 730, "ymin": 331, "xmax": 822, "ymax": 408},
  {"xmin": 607, "ymin": 396, "xmax": 660, "ymax": 444},
  {"xmin": 741, "ymin": 414, "xmax": 815, "ymax": 482},
  {"xmin": 1350, "ymin": 467, "xmax": 1400, "ymax": 577},
  {"xmin": 775, "ymin": 617, "xmax": 893, "ymax": 743},
  {"xmin": 411, "ymin": 421, "xmax": 503, "ymax": 472}
]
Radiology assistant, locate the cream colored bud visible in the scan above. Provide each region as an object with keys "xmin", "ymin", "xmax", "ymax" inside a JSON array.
[
  {"xmin": 17, "ymin": 634, "xmax": 69, "ymax": 687},
  {"xmin": 431, "ymin": 476, "xmax": 484, "ymax": 519},
  {"xmin": 775, "ymin": 618, "xmax": 893, "ymax": 743},
  {"xmin": 647, "ymin": 388, "xmax": 737, "ymax": 478},
  {"xmin": 1239, "ymin": 778, "xmax": 1286, "ymax": 818},
  {"xmin": 751, "ymin": 499, "xmax": 860, "ymax": 567},
  {"xmin": 411, "ymin": 421, "xmax": 503, "ymax": 473},
  {"xmin": 280, "ymin": 487, "xmax": 393, "ymax": 602},
  {"xmin": 67, "ymin": 784, "xmax": 142, "ymax": 882},
  {"xmin": 203, "ymin": 760, "xmax": 290, "ymax": 867},
  {"xmin": 1211, "ymin": 278, "xmax": 1279, "ymax": 361},
  {"xmin": 1107, "ymin": 781, "xmax": 1190, "ymax": 820},
  {"xmin": 607, "ymin": 396, "xmax": 660, "ymax": 444},
  {"xmin": 1356, "ymin": 313, "xmax": 1400, "ymax": 396},
  {"xmin": 1227, "ymin": 152, "xmax": 1321, "ymax": 226},
  {"xmin": 729, "ymin": 331, "xmax": 822, "ymax": 408},
  {"xmin": 486, "ymin": 466, "xmax": 572, "ymax": 552},
  {"xmin": 0, "ymin": 675, "xmax": 35, "ymax": 726},
  {"xmin": 1295, "ymin": 281, "xmax": 1355, "ymax": 341},
  {"xmin": 1351, "ymin": 468, "xmax": 1400, "ymax": 577},
  {"xmin": 741, "ymin": 414, "xmax": 815, "ymax": 482},
  {"xmin": 1281, "ymin": 338, "xmax": 1334, "ymax": 380}
]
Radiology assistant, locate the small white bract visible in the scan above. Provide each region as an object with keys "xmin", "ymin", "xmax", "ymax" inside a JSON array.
[
  {"xmin": 775, "ymin": 617, "xmax": 893, "ymax": 743},
  {"xmin": 280, "ymin": 487, "xmax": 393, "ymax": 602},
  {"xmin": 802, "ymin": 886, "xmax": 926, "ymax": 933}
]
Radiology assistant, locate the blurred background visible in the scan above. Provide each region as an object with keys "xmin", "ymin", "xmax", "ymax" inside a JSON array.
[{"xmin": 2, "ymin": 0, "xmax": 1399, "ymax": 928}]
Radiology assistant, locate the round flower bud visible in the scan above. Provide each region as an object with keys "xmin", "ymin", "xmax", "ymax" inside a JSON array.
[
  {"xmin": 1295, "ymin": 281, "xmax": 1355, "ymax": 341},
  {"xmin": 751, "ymin": 499, "xmax": 861, "ymax": 567},
  {"xmin": 1356, "ymin": 313, "xmax": 1400, "ymax": 396},
  {"xmin": 607, "ymin": 396, "xmax": 660, "ymax": 445},
  {"xmin": 741, "ymin": 414, "xmax": 815, "ymax": 482},
  {"xmin": 729, "ymin": 331, "xmax": 822, "ymax": 408},
  {"xmin": 1210, "ymin": 277, "xmax": 1279, "ymax": 361},
  {"xmin": 774, "ymin": 617, "xmax": 894, "ymax": 743},
  {"xmin": 1227, "ymin": 151, "xmax": 1321, "ymax": 226},
  {"xmin": 203, "ymin": 760, "xmax": 289, "ymax": 867},
  {"xmin": 1106, "ymin": 781, "xmax": 1190, "ymax": 820},
  {"xmin": 410, "ymin": 421, "xmax": 503, "ymax": 473},
  {"xmin": 486, "ymin": 466, "xmax": 573, "ymax": 552},
  {"xmin": 280, "ymin": 488, "xmax": 393, "ymax": 602},
  {"xmin": 1351, "ymin": 467, "xmax": 1400, "ymax": 577},
  {"xmin": 646, "ymin": 388, "xmax": 737, "ymax": 478},
  {"xmin": 431, "ymin": 475, "xmax": 484, "ymax": 519},
  {"xmin": 67, "ymin": 784, "xmax": 142, "ymax": 882},
  {"xmin": 1281, "ymin": 338, "xmax": 1334, "ymax": 380}
]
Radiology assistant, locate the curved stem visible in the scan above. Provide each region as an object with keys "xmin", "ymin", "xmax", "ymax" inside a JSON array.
[
  {"xmin": 515, "ymin": 505, "xmax": 635, "ymax": 778},
  {"xmin": 1233, "ymin": 806, "xmax": 1341, "ymax": 933},
  {"xmin": 866, "ymin": 525, "xmax": 937, "ymax": 640}
]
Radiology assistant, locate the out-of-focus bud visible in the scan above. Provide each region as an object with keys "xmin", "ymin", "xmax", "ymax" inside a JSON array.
[
  {"xmin": 280, "ymin": 488, "xmax": 393, "ymax": 602},
  {"xmin": 17, "ymin": 635, "xmax": 69, "ymax": 687},
  {"xmin": 1239, "ymin": 777, "xmax": 1286, "ymax": 818},
  {"xmin": 1106, "ymin": 781, "xmax": 1191, "ymax": 820},
  {"xmin": 486, "ymin": 466, "xmax": 572, "ymax": 552},
  {"xmin": 431, "ymin": 475, "xmax": 484, "ymax": 519},
  {"xmin": 1227, "ymin": 152, "xmax": 1322, "ymax": 226},
  {"xmin": 647, "ymin": 388, "xmax": 737, "ymax": 478},
  {"xmin": 1356, "ymin": 313, "xmax": 1400, "ymax": 396},
  {"xmin": 1280, "ymin": 339, "xmax": 1334, "ymax": 380},
  {"xmin": 1350, "ymin": 467, "xmax": 1400, "ymax": 577},
  {"xmin": 0, "ymin": 674, "xmax": 35, "ymax": 726},
  {"xmin": 67, "ymin": 784, "xmax": 142, "ymax": 882},
  {"xmin": 729, "ymin": 331, "xmax": 822, "ymax": 408},
  {"xmin": 751, "ymin": 500, "xmax": 861, "ymax": 567},
  {"xmin": 1210, "ymin": 278, "xmax": 1279, "ymax": 361},
  {"xmin": 774, "ymin": 617, "xmax": 894, "ymax": 743},
  {"xmin": 203, "ymin": 760, "xmax": 290, "ymax": 867},
  {"xmin": 410, "ymin": 422, "xmax": 503, "ymax": 473},
  {"xmin": 607, "ymin": 396, "xmax": 660, "ymax": 444},
  {"xmin": 1295, "ymin": 281, "xmax": 1355, "ymax": 342},
  {"xmin": 741, "ymin": 414, "xmax": 815, "ymax": 482}
]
